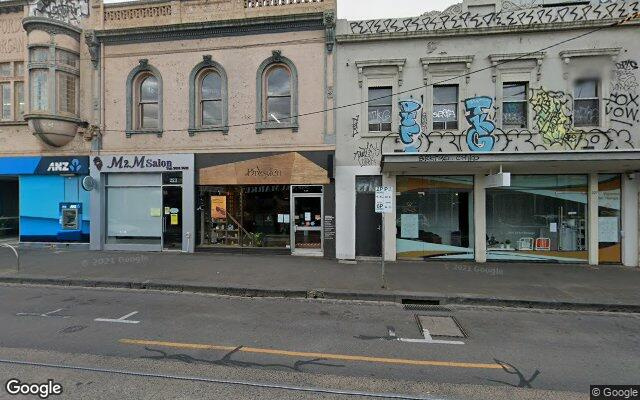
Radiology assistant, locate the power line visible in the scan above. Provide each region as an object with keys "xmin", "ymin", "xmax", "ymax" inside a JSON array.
[{"xmin": 100, "ymin": 14, "xmax": 637, "ymax": 133}]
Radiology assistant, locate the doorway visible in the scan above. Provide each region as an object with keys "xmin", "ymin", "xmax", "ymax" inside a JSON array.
[
  {"xmin": 355, "ymin": 176, "xmax": 382, "ymax": 258},
  {"xmin": 291, "ymin": 186, "xmax": 323, "ymax": 255},
  {"xmin": 0, "ymin": 176, "xmax": 19, "ymax": 242},
  {"xmin": 162, "ymin": 185, "xmax": 182, "ymax": 250}
]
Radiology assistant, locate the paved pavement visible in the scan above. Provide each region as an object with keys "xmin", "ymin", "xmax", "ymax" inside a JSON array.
[
  {"xmin": 0, "ymin": 248, "xmax": 639, "ymax": 308},
  {"xmin": 2, "ymin": 284, "xmax": 636, "ymax": 398}
]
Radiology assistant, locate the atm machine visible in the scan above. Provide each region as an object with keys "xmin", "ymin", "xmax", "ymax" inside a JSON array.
[{"xmin": 58, "ymin": 202, "xmax": 83, "ymax": 241}]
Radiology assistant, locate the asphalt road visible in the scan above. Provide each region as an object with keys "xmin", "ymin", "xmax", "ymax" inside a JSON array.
[{"xmin": 0, "ymin": 284, "xmax": 637, "ymax": 399}]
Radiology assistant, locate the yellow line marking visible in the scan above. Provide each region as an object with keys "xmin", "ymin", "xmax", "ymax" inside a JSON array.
[{"xmin": 120, "ymin": 338, "xmax": 501, "ymax": 370}]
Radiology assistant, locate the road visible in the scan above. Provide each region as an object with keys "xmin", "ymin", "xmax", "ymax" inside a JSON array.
[{"xmin": 0, "ymin": 284, "xmax": 637, "ymax": 399}]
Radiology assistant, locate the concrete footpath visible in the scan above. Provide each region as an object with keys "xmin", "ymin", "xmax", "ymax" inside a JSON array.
[{"xmin": 0, "ymin": 247, "xmax": 639, "ymax": 311}]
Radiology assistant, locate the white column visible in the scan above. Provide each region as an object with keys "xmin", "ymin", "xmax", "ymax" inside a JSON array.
[
  {"xmin": 588, "ymin": 173, "xmax": 599, "ymax": 266},
  {"xmin": 382, "ymin": 173, "xmax": 397, "ymax": 262},
  {"xmin": 474, "ymin": 174, "xmax": 487, "ymax": 263},
  {"xmin": 622, "ymin": 174, "xmax": 639, "ymax": 267}
]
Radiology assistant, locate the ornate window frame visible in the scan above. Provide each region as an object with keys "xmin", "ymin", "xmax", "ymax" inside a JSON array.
[
  {"xmin": 189, "ymin": 55, "xmax": 228, "ymax": 136},
  {"xmin": 126, "ymin": 59, "xmax": 163, "ymax": 137},
  {"xmin": 255, "ymin": 50, "xmax": 298, "ymax": 133}
]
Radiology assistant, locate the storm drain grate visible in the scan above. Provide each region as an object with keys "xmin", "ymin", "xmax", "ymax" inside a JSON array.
[
  {"xmin": 416, "ymin": 315, "xmax": 466, "ymax": 338},
  {"xmin": 403, "ymin": 304, "xmax": 452, "ymax": 312}
]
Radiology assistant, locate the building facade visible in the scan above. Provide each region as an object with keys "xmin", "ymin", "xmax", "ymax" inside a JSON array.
[{"xmin": 335, "ymin": 0, "xmax": 640, "ymax": 266}]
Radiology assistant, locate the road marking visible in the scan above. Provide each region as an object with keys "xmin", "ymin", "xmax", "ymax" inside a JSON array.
[
  {"xmin": 119, "ymin": 338, "xmax": 500, "ymax": 369},
  {"xmin": 95, "ymin": 311, "xmax": 140, "ymax": 324},
  {"xmin": 398, "ymin": 328, "xmax": 465, "ymax": 346},
  {"xmin": 16, "ymin": 308, "xmax": 71, "ymax": 318}
]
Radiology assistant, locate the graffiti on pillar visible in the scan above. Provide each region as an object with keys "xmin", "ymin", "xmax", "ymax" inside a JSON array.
[
  {"xmin": 30, "ymin": 0, "xmax": 90, "ymax": 25},
  {"xmin": 607, "ymin": 60, "xmax": 639, "ymax": 128},
  {"xmin": 530, "ymin": 88, "xmax": 573, "ymax": 145},
  {"xmin": 464, "ymin": 96, "xmax": 496, "ymax": 152},
  {"xmin": 353, "ymin": 141, "xmax": 381, "ymax": 167},
  {"xmin": 352, "ymin": 115, "xmax": 360, "ymax": 137},
  {"xmin": 398, "ymin": 100, "xmax": 423, "ymax": 153},
  {"xmin": 613, "ymin": 59, "xmax": 639, "ymax": 93}
]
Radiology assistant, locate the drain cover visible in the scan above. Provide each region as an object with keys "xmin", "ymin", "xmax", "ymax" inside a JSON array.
[{"xmin": 417, "ymin": 315, "xmax": 466, "ymax": 338}]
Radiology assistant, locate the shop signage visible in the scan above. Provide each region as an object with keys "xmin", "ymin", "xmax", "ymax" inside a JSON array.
[
  {"xmin": 0, "ymin": 156, "xmax": 89, "ymax": 176},
  {"xmin": 485, "ymin": 172, "xmax": 511, "ymax": 188},
  {"xmin": 92, "ymin": 155, "xmax": 190, "ymax": 172},
  {"xmin": 375, "ymin": 186, "xmax": 393, "ymax": 213},
  {"xmin": 324, "ymin": 215, "xmax": 335, "ymax": 240}
]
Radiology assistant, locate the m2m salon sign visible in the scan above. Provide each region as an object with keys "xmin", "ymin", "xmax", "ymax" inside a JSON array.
[{"xmin": 92, "ymin": 155, "xmax": 190, "ymax": 172}]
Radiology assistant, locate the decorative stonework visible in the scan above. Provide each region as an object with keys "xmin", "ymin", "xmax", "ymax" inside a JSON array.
[
  {"xmin": 104, "ymin": 5, "xmax": 172, "ymax": 22},
  {"xmin": 29, "ymin": 0, "xmax": 89, "ymax": 26},
  {"xmin": 245, "ymin": 0, "xmax": 324, "ymax": 8}
]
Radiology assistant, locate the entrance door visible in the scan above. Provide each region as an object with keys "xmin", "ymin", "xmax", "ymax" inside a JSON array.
[
  {"xmin": 162, "ymin": 186, "xmax": 182, "ymax": 250},
  {"xmin": 355, "ymin": 176, "xmax": 382, "ymax": 257},
  {"xmin": 291, "ymin": 188, "xmax": 323, "ymax": 255}
]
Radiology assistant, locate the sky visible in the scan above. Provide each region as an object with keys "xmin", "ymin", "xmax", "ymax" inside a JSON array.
[{"xmin": 102, "ymin": 0, "xmax": 461, "ymax": 20}]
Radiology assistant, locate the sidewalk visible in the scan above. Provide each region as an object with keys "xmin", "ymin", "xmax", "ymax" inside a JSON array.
[{"xmin": 1, "ymin": 247, "xmax": 639, "ymax": 310}]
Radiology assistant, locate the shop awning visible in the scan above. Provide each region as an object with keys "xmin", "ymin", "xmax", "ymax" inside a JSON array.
[{"xmin": 381, "ymin": 150, "xmax": 640, "ymax": 175}]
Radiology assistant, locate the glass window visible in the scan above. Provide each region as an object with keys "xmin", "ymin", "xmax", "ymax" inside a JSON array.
[
  {"xmin": 503, "ymin": 82, "xmax": 528, "ymax": 128},
  {"xmin": 368, "ymin": 87, "xmax": 392, "ymax": 132},
  {"xmin": 30, "ymin": 69, "xmax": 48, "ymax": 111},
  {"xmin": 265, "ymin": 65, "xmax": 291, "ymax": 122},
  {"xmin": 29, "ymin": 48, "xmax": 49, "ymax": 63},
  {"xmin": 56, "ymin": 49, "xmax": 79, "ymax": 69},
  {"xmin": 433, "ymin": 85, "xmax": 458, "ymax": 130},
  {"xmin": 106, "ymin": 186, "xmax": 162, "ymax": 245},
  {"xmin": 598, "ymin": 174, "xmax": 621, "ymax": 263},
  {"xmin": 0, "ymin": 63, "xmax": 11, "ymax": 77},
  {"xmin": 138, "ymin": 75, "xmax": 159, "ymax": 129},
  {"xmin": 200, "ymin": 71, "xmax": 222, "ymax": 127},
  {"xmin": 396, "ymin": 176, "xmax": 474, "ymax": 260},
  {"xmin": 15, "ymin": 81, "xmax": 24, "ymax": 119},
  {"xmin": 486, "ymin": 175, "xmax": 588, "ymax": 262},
  {"xmin": 574, "ymin": 79, "xmax": 599, "ymax": 126},
  {"xmin": 1, "ymin": 83, "xmax": 10, "ymax": 120},
  {"xmin": 14, "ymin": 62, "xmax": 24, "ymax": 77},
  {"xmin": 57, "ymin": 71, "xmax": 77, "ymax": 114}
]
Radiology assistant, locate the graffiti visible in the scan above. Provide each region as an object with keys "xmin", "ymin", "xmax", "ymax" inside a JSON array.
[
  {"xmin": 426, "ymin": 41, "xmax": 439, "ymax": 54},
  {"xmin": 399, "ymin": 100, "xmax": 423, "ymax": 153},
  {"xmin": 352, "ymin": 115, "xmax": 359, "ymax": 137},
  {"xmin": 353, "ymin": 141, "xmax": 381, "ymax": 166},
  {"xmin": 464, "ymin": 97, "xmax": 496, "ymax": 152},
  {"xmin": 368, "ymin": 109, "xmax": 392, "ymax": 123},
  {"xmin": 30, "ymin": 0, "xmax": 89, "ymax": 25},
  {"xmin": 606, "ymin": 92, "xmax": 640, "ymax": 126},
  {"xmin": 530, "ymin": 88, "xmax": 573, "ymax": 145},
  {"xmin": 433, "ymin": 109, "xmax": 456, "ymax": 119},
  {"xmin": 613, "ymin": 59, "xmax": 638, "ymax": 93},
  {"xmin": 348, "ymin": 1, "xmax": 638, "ymax": 35}
]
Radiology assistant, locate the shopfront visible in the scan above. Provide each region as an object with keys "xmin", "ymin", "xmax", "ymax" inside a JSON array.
[
  {"xmin": 0, "ymin": 156, "xmax": 90, "ymax": 244},
  {"xmin": 196, "ymin": 152, "xmax": 334, "ymax": 257},
  {"xmin": 381, "ymin": 151, "xmax": 640, "ymax": 266},
  {"xmin": 89, "ymin": 154, "xmax": 195, "ymax": 252}
]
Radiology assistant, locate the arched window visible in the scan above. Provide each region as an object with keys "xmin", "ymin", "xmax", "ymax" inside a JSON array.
[
  {"xmin": 188, "ymin": 56, "xmax": 228, "ymax": 135},
  {"xmin": 126, "ymin": 59, "xmax": 163, "ymax": 137},
  {"xmin": 256, "ymin": 50, "xmax": 298, "ymax": 133},
  {"xmin": 138, "ymin": 74, "xmax": 159, "ymax": 129}
]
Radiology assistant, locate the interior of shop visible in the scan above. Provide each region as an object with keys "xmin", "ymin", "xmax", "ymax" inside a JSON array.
[{"xmin": 0, "ymin": 176, "xmax": 18, "ymax": 239}]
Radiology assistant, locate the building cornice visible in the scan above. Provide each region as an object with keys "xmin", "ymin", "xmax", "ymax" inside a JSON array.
[
  {"xmin": 94, "ymin": 12, "xmax": 326, "ymax": 45},
  {"xmin": 0, "ymin": 0, "xmax": 24, "ymax": 14},
  {"xmin": 22, "ymin": 17, "xmax": 82, "ymax": 41}
]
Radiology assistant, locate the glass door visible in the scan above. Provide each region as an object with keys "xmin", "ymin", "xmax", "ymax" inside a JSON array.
[
  {"xmin": 291, "ymin": 189, "xmax": 323, "ymax": 255},
  {"xmin": 162, "ymin": 186, "xmax": 182, "ymax": 251}
]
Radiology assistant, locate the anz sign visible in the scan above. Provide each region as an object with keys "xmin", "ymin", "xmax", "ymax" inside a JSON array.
[
  {"xmin": 46, "ymin": 159, "xmax": 83, "ymax": 173},
  {"xmin": 36, "ymin": 157, "xmax": 88, "ymax": 175}
]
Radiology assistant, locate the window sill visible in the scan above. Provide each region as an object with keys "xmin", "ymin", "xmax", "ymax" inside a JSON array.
[
  {"xmin": 126, "ymin": 129, "xmax": 163, "ymax": 138},
  {"xmin": 0, "ymin": 121, "xmax": 27, "ymax": 126},
  {"xmin": 360, "ymin": 131, "xmax": 394, "ymax": 139},
  {"xmin": 256, "ymin": 122, "xmax": 298, "ymax": 134},
  {"xmin": 188, "ymin": 126, "xmax": 229, "ymax": 136}
]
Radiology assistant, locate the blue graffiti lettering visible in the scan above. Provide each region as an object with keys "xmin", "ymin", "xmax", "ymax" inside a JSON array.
[
  {"xmin": 399, "ymin": 100, "xmax": 423, "ymax": 153},
  {"xmin": 464, "ymin": 96, "xmax": 496, "ymax": 152}
]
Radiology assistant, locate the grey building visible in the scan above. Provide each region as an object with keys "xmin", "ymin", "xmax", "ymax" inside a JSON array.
[{"xmin": 334, "ymin": 0, "xmax": 640, "ymax": 266}]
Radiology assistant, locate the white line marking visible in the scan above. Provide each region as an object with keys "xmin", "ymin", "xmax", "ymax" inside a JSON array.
[
  {"xmin": 95, "ymin": 311, "xmax": 140, "ymax": 324},
  {"xmin": 398, "ymin": 328, "xmax": 465, "ymax": 345},
  {"xmin": 16, "ymin": 308, "xmax": 71, "ymax": 318}
]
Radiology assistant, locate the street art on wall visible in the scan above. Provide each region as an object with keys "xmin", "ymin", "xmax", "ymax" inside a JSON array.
[
  {"xmin": 348, "ymin": 0, "xmax": 638, "ymax": 35},
  {"xmin": 530, "ymin": 88, "xmax": 573, "ymax": 145},
  {"xmin": 608, "ymin": 59, "xmax": 639, "ymax": 128},
  {"xmin": 464, "ymin": 96, "xmax": 496, "ymax": 152},
  {"xmin": 399, "ymin": 100, "xmax": 423, "ymax": 152},
  {"xmin": 352, "ymin": 115, "xmax": 359, "ymax": 137},
  {"xmin": 353, "ymin": 141, "xmax": 381, "ymax": 167},
  {"xmin": 30, "ymin": 0, "xmax": 89, "ymax": 25}
]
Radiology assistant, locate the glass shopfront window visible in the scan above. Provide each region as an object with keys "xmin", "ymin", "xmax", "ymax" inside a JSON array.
[
  {"xmin": 197, "ymin": 185, "xmax": 290, "ymax": 249},
  {"xmin": 396, "ymin": 176, "xmax": 474, "ymax": 260},
  {"xmin": 486, "ymin": 175, "xmax": 588, "ymax": 262},
  {"xmin": 598, "ymin": 174, "xmax": 621, "ymax": 263}
]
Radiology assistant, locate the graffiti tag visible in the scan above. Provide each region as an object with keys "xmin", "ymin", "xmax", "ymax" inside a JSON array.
[{"xmin": 464, "ymin": 96, "xmax": 496, "ymax": 152}]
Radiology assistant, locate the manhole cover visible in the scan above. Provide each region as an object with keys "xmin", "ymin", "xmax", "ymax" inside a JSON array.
[{"xmin": 416, "ymin": 315, "xmax": 466, "ymax": 338}]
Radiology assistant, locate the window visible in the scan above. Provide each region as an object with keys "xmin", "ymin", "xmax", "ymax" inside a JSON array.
[
  {"xmin": 200, "ymin": 71, "xmax": 222, "ymax": 127},
  {"xmin": 368, "ymin": 87, "xmax": 392, "ymax": 132},
  {"xmin": 138, "ymin": 75, "xmax": 159, "ymax": 129},
  {"xmin": 264, "ymin": 65, "xmax": 291, "ymax": 123},
  {"xmin": 30, "ymin": 48, "xmax": 48, "ymax": 63},
  {"xmin": 57, "ymin": 71, "xmax": 77, "ymax": 114},
  {"xmin": 574, "ymin": 79, "xmax": 600, "ymax": 126},
  {"xmin": 503, "ymin": 82, "xmax": 528, "ymax": 128},
  {"xmin": 56, "ymin": 49, "xmax": 79, "ymax": 69},
  {"xmin": 433, "ymin": 85, "xmax": 458, "ymax": 130},
  {"xmin": 0, "ymin": 61, "xmax": 26, "ymax": 121},
  {"xmin": 30, "ymin": 69, "xmax": 48, "ymax": 112}
]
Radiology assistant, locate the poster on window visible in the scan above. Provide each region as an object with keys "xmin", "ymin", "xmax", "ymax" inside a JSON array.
[
  {"xmin": 211, "ymin": 196, "xmax": 227, "ymax": 220},
  {"xmin": 598, "ymin": 217, "xmax": 619, "ymax": 243},
  {"xmin": 401, "ymin": 214, "xmax": 419, "ymax": 239}
]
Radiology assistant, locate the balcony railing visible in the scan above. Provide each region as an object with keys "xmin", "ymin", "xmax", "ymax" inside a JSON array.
[{"xmin": 245, "ymin": 0, "xmax": 324, "ymax": 8}]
